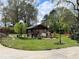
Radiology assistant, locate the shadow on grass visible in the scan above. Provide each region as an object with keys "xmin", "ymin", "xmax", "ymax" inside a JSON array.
[
  {"xmin": 54, "ymin": 42, "xmax": 66, "ymax": 45},
  {"xmin": 17, "ymin": 37, "xmax": 40, "ymax": 40}
]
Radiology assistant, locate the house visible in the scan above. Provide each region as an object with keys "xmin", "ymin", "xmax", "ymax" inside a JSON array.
[{"xmin": 27, "ymin": 24, "xmax": 52, "ymax": 38}]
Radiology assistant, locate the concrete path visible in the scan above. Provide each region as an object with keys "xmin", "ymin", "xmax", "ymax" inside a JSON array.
[{"xmin": 0, "ymin": 44, "xmax": 79, "ymax": 59}]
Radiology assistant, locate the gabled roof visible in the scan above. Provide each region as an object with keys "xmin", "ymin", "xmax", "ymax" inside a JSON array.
[{"xmin": 27, "ymin": 24, "xmax": 48, "ymax": 30}]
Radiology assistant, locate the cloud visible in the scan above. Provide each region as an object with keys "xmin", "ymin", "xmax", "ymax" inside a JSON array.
[
  {"xmin": 35, "ymin": 0, "xmax": 49, "ymax": 6},
  {"xmin": 1, "ymin": 0, "xmax": 8, "ymax": 6},
  {"xmin": 37, "ymin": 1, "xmax": 54, "ymax": 24}
]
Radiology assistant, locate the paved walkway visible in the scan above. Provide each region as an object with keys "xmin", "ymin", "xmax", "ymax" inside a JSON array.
[{"xmin": 0, "ymin": 44, "xmax": 79, "ymax": 59}]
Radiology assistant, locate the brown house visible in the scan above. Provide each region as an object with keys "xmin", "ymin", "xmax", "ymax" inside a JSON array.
[{"xmin": 27, "ymin": 24, "xmax": 52, "ymax": 38}]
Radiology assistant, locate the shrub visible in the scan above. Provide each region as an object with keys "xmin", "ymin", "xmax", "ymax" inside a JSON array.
[{"xmin": 14, "ymin": 22, "xmax": 27, "ymax": 37}]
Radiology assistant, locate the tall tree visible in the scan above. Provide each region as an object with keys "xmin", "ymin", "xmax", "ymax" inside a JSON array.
[
  {"xmin": 44, "ymin": 7, "xmax": 76, "ymax": 44},
  {"xmin": 2, "ymin": 0, "xmax": 37, "ymax": 26}
]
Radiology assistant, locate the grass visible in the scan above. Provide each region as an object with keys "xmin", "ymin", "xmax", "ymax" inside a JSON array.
[{"xmin": 0, "ymin": 35, "xmax": 78, "ymax": 50}]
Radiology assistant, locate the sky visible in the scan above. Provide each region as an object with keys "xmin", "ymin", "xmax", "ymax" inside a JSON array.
[
  {"xmin": 0, "ymin": 0, "xmax": 7, "ymax": 22},
  {"xmin": 35, "ymin": 0, "xmax": 49, "ymax": 6},
  {"xmin": 37, "ymin": 0, "xmax": 54, "ymax": 24},
  {"xmin": 0, "ymin": 0, "xmax": 77, "ymax": 25}
]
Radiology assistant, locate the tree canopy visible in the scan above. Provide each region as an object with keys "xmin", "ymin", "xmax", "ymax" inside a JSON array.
[
  {"xmin": 2, "ymin": 0, "xmax": 37, "ymax": 26},
  {"xmin": 44, "ymin": 7, "xmax": 77, "ymax": 33}
]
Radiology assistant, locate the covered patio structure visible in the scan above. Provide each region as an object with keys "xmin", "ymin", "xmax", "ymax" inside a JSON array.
[{"xmin": 27, "ymin": 24, "xmax": 52, "ymax": 38}]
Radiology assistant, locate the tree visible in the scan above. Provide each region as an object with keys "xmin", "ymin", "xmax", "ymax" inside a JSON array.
[
  {"xmin": 44, "ymin": 7, "xmax": 76, "ymax": 33},
  {"xmin": 66, "ymin": 0, "xmax": 79, "ymax": 32},
  {"xmin": 0, "ymin": 0, "xmax": 3, "ymax": 13},
  {"xmin": 3, "ymin": 0, "xmax": 37, "ymax": 26},
  {"xmin": 58, "ymin": 8, "xmax": 76, "ymax": 44},
  {"xmin": 14, "ymin": 22, "xmax": 27, "ymax": 37},
  {"xmin": 2, "ymin": 17, "xmax": 10, "ymax": 27},
  {"xmin": 61, "ymin": 0, "xmax": 79, "ymax": 40},
  {"xmin": 18, "ymin": 1, "xmax": 37, "ymax": 26},
  {"xmin": 44, "ymin": 7, "xmax": 76, "ymax": 44}
]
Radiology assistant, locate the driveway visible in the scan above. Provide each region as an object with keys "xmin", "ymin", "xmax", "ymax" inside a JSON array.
[{"xmin": 0, "ymin": 44, "xmax": 79, "ymax": 59}]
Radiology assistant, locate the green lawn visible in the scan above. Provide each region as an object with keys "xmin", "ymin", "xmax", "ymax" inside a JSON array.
[{"xmin": 0, "ymin": 35, "xmax": 78, "ymax": 50}]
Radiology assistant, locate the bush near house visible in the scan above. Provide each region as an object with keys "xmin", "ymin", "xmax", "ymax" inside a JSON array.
[
  {"xmin": 14, "ymin": 22, "xmax": 27, "ymax": 37},
  {"xmin": 0, "ymin": 27, "xmax": 15, "ymax": 34}
]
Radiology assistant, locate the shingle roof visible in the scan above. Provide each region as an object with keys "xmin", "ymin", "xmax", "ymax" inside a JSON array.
[{"xmin": 27, "ymin": 24, "xmax": 48, "ymax": 30}]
